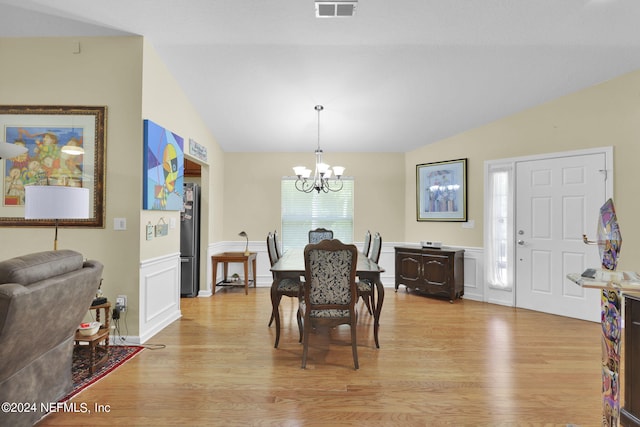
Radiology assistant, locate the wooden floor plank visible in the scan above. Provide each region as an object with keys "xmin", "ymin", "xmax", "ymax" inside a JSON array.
[{"xmin": 37, "ymin": 287, "xmax": 603, "ymax": 426}]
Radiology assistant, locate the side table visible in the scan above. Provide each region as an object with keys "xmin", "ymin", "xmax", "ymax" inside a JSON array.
[
  {"xmin": 212, "ymin": 252, "xmax": 257, "ymax": 295},
  {"xmin": 74, "ymin": 302, "xmax": 111, "ymax": 375}
]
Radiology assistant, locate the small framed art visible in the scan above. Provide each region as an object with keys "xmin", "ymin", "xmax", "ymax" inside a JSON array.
[{"xmin": 416, "ymin": 158, "xmax": 467, "ymax": 222}]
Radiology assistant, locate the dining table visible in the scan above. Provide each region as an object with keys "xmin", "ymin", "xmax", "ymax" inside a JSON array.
[{"xmin": 270, "ymin": 248, "xmax": 385, "ymax": 348}]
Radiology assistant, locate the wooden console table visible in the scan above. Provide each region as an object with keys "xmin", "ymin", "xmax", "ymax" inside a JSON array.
[
  {"xmin": 395, "ymin": 246, "xmax": 464, "ymax": 302},
  {"xmin": 74, "ymin": 302, "xmax": 111, "ymax": 375},
  {"xmin": 212, "ymin": 252, "xmax": 257, "ymax": 295}
]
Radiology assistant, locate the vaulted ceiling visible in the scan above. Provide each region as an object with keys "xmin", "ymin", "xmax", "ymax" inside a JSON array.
[{"xmin": 1, "ymin": 0, "xmax": 639, "ymax": 153}]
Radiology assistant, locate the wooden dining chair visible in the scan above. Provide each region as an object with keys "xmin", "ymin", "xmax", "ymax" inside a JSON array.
[
  {"xmin": 357, "ymin": 232, "xmax": 381, "ymax": 315},
  {"xmin": 308, "ymin": 228, "xmax": 333, "ymax": 244},
  {"xmin": 273, "ymin": 229, "xmax": 282, "ymax": 259},
  {"xmin": 267, "ymin": 232, "xmax": 302, "ymax": 347},
  {"xmin": 299, "ymin": 239, "xmax": 359, "ymax": 369},
  {"xmin": 362, "ymin": 230, "xmax": 371, "ymax": 257}
]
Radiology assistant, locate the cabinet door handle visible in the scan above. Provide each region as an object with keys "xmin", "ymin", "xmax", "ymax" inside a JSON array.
[{"xmin": 633, "ymin": 321, "xmax": 640, "ymax": 326}]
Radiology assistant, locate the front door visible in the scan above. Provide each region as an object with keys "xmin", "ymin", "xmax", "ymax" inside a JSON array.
[{"xmin": 515, "ymin": 153, "xmax": 606, "ymax": 322}]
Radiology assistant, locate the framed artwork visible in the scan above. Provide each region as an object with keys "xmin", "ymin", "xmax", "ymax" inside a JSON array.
[
  {"xmin": 416, "ymin": 158, "xmax": 467, "ymax": 222},
  {"xmin": 0, "ymin": 105, "xmax": 106, "ymax": 228},
  {"xmin": 143, "ymin": 119, "xmax": 184, "ymax": 210}
]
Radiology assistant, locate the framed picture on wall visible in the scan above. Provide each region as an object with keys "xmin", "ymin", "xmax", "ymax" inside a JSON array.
[
  {"xmin": 416, "ymin": 158, "xmax": 467, "ymax": 222},
  {"xmin": 0, "ymin": 105, "xmax": 106, "ymax": 228},
  {"xmin": 143, "ymin": 119, "xmax": 184, "ymax": 211}
]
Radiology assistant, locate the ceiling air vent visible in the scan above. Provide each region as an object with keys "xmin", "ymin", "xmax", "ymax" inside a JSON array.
[{"xmin": 315, "ymin": 1, "xmax": 358, "ymax": 18}]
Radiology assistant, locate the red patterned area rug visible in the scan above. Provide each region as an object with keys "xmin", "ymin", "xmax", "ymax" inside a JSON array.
[{"xmin": 61, "ymin": 345, "xmax": 144, "ymax": 402}]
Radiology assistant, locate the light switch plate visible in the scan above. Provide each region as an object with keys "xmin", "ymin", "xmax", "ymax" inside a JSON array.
[{"xmin": 114, "ymin": 218, "xmax": 127, "ymax": 230}]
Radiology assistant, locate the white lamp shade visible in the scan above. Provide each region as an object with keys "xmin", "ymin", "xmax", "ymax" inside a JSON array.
[
  {"xmin": 317, "ymin": 163, "xmax": 330, "ymax": 174},
  {"xmin": 332, "ymin": 166, "xmax": 345, "ymax": 177},
  {"xmin": 293, "ymin": 166, "xmax": 307, "ymax": 177},
  {"xmin": 0, "ymin": 142, "xmax": 28, "ymax": 159},
  {"xmin": 25, "ymin": 186, "xmax": 90, "ymax": 219}
]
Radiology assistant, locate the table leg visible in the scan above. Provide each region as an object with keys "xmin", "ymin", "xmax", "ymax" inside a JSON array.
[
  {"xmin": 89, "ymin": 343, "xmax": 96, "ymax": 374},
  {"xmin": 373, "ymin": 278, "xmax": 384, "ymax": 349},
  {"xmin": 212, "ymin": 259, "xmax": 218, "ymax": 292},
  {"xmin": 223, "ymin": 262, "xmax": 229, "ymax": 283},
  {"xmin": 243, "ymin": 260, "xmax": 249, "ymax": 295},
  {"xmin": 252, "ymin": 256, "xmax": 257, "ymax": 288},
  {"xmin": 360, "ymin": 271, "xmax": 383, "ymax": 349},
  {"xmin": 271, "ymin": 278, "xmax": 282, "ymax": 348}
]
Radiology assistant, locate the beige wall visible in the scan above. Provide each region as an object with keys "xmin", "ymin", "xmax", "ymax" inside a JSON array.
[
  {"xmin": 140, "ymin": 39, "xmax": 224, "ymax": 259},
  {"xmin": 0, "ymin": 37, "xmax": 224, "ymax": 336},
  {"xmin": 140, "ymin": 38, "xmax": 225, "ymax": 305},
  {"xmin": 222, "ymin": 152, "xmax": 405, "ymax": 243},
  {"xmin": 0, "ymin": 37, "xmax": 145, "ymax": 319},
  {"xmin": 405, "ymin": 69, "xmax": 640, "ymax": 270}
]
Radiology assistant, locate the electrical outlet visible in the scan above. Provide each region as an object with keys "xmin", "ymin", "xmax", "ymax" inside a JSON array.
[{"xmin": 116, "ymin": 295, "xmax": 127, "ymax": 312}]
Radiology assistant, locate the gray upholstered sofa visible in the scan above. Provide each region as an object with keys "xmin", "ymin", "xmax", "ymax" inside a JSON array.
[{"xmin": 0, "ymin": 250, "xmax": 103, "ymax": 427}]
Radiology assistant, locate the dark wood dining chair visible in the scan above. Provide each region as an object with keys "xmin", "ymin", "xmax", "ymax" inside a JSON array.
[
  {"xmin": 357, "ymin": 232, "xmax": 381, "ymax": 315},
  {"xmin": 267, "ymin": 232, "xmax": 302, "ymax": 347},
  {"xmin": 362, "ymin": 230, "xmax": 371, "ymax": 257},
  {"xmin": 299, "ymin": 239, "xmax": 359, "ymax": 369},
  {"xmin": 308, "ymin": 228, "xmax": 333, "ymax": 244},
  {"xmin": 273, "ymin": 229, "xmax": 282, "ymax": 259}
]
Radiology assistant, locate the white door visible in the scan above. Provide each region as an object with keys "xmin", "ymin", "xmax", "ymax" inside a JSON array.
[{"xmin": 515, "ymin": 153, "xmax": 606, "ymax": 322}]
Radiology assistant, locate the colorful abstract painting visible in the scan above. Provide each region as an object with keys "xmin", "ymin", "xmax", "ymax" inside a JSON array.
[
  {"xmin": 143, "ymin": 120, "xmax": 184, "ymax": 211},
  {"xmin": 3, "ymin": 126, "xmax": 85, "ymax": 206}
]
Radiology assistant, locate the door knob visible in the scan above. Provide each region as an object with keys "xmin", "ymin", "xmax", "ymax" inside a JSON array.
[{"xmin": 517, "ymin": 240, "xmax": 525, "ymax": 245}]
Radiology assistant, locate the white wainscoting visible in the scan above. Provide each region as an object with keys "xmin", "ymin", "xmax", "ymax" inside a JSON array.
[
  {"xmin": 449, "ymin": 246, "xmax": 484, "ymax": 302},
  {"xmin": 203, "ymin": 241, "xmax": 484, "ymax": 302},
  {"xmin": 138, "ymin": 252, "xmax": 182, "ymax": 344}
]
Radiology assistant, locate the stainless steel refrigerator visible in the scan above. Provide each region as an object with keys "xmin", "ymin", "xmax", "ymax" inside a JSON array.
[{"xmin": 180, "ymin": 182, "xmax": 200, "ymax": 297}]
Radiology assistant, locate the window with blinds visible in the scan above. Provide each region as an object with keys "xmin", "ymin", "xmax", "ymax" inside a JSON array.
[{"xmin": 281, "ymin": 178, "xmax": 354, "ymax": 251}]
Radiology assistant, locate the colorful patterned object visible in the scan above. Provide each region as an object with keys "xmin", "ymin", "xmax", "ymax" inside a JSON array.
[
  {"xmin": 598, "ymin": 198, "xmax": 622, "ymax": 271},
  {"xmin": 61, "ymin": 345, "xmax": 144, "ymax": 402},
  {"xmin": 601, "ymin": 289, "xmax": 621, "ymax": 426},
  {"xmin": 597, "ymin": 199, "xmax": 622, "ymax": 426}
]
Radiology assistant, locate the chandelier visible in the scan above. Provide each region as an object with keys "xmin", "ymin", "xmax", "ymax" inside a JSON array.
[{"xmin": 293, "ymin": 105, "xmax": 345, "ymax": 193}]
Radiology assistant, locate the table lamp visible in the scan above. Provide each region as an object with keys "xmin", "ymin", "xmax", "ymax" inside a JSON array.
[
  {"xmin": 239, "ymin": 231, "xmax": 250, "ymax": 256},
  {"xmin": 24, "ymin": 186, "xmax": 90, "ymax": 250},
  {"xmin": 0, "ymin": 141, "xmax": 27, "ymax": 159}
]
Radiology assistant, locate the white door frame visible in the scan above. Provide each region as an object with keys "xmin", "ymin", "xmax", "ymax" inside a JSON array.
[{"xmin": 484, "ymin": 146, "xmax": 614, "ymax": 307}]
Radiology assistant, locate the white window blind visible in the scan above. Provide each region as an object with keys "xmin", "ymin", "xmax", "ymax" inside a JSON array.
[
  {"xmin": 281, "ymin": 178, "xmax": 354, "ymax": 251},
  {"xmin": 485, "ymin": 164, "xmax": 513, "ymax": 290}
]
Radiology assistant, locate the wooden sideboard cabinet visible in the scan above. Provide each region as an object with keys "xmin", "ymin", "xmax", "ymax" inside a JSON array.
[
  {"xmin": 622, "ymin": 293, "xmax": 640, "ymax": 426},
  {"xmin": 394, "ymin": 246, "xmax": 464, "ymax": 302}
]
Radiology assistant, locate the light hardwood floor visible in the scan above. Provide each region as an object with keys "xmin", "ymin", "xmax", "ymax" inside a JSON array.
[{"xmin": 38, "ymin": 287, "xmax": 604, "ymax": 426}]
